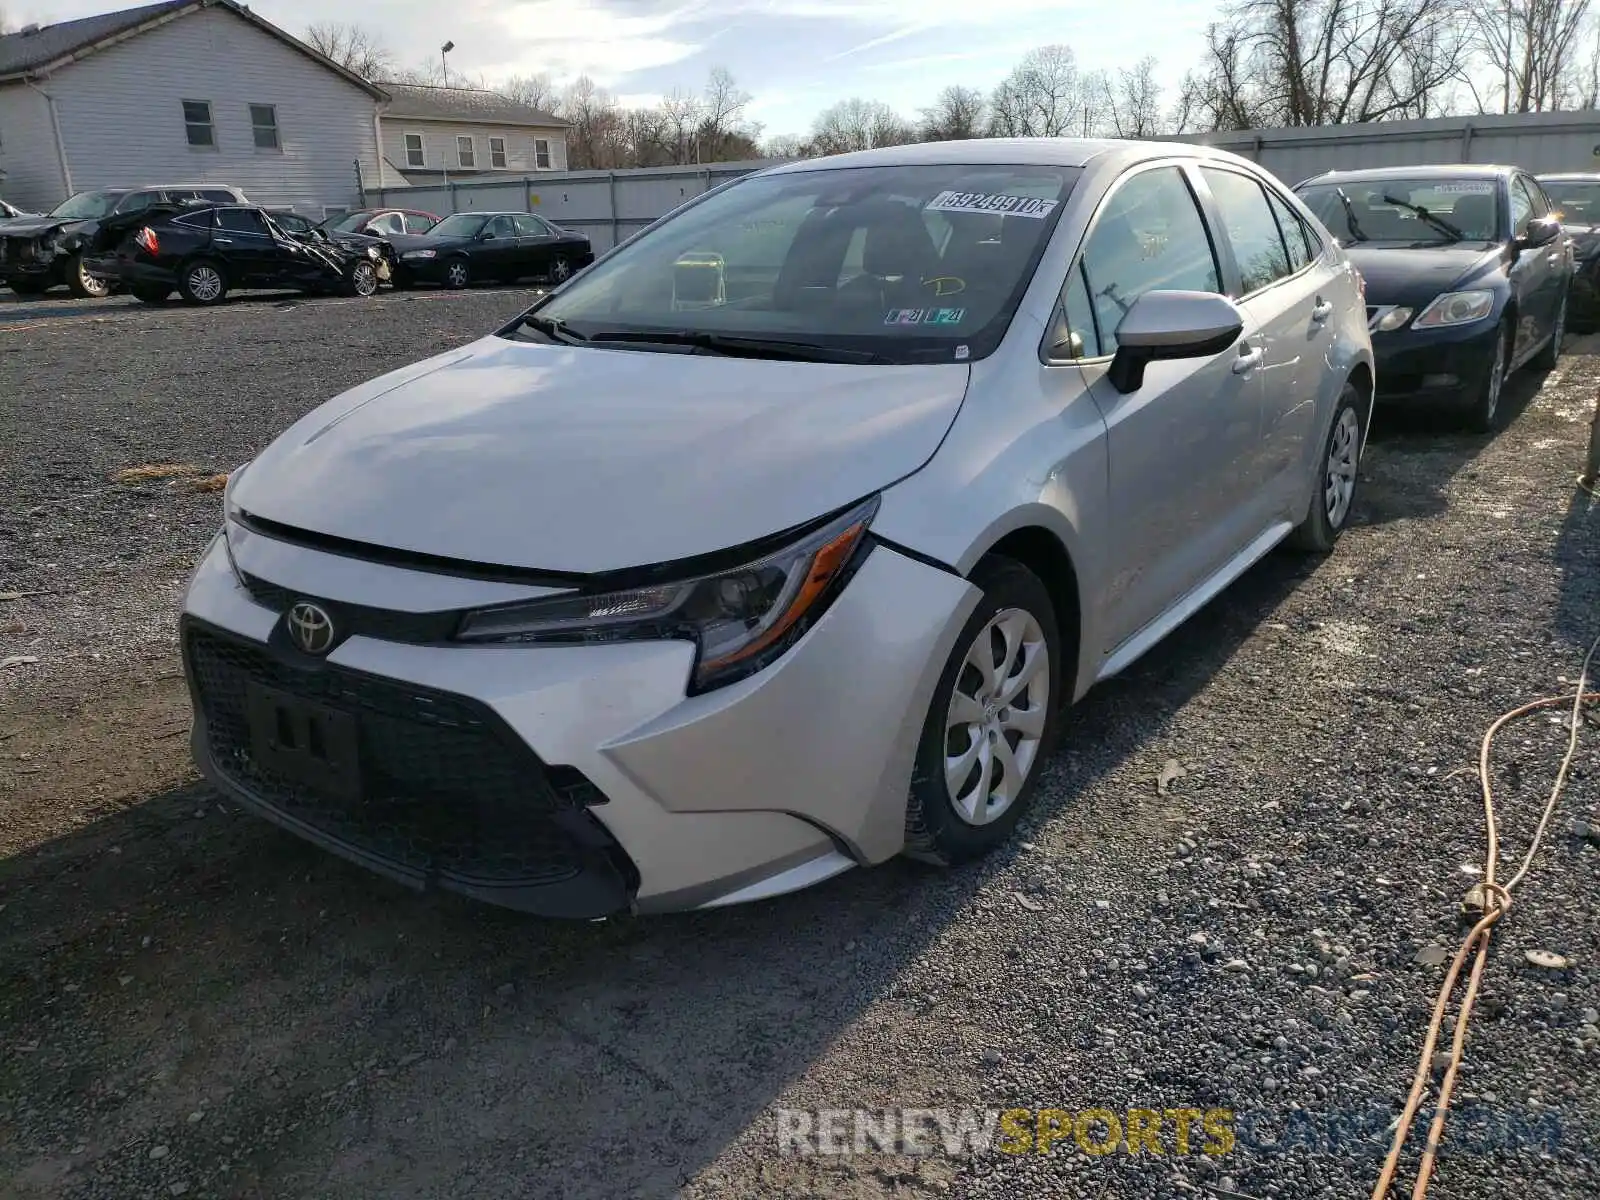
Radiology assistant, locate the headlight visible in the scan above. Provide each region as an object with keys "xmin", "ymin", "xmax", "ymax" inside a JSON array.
[
  {"xmin": 1413, "ymin": 290, "xmax": 1494, "ymax": 328},
  {"xmin": 1374, "ymin": 306, "xmax": 1414, "ymax": 332},
  {"xmin": 402, "ymin": 249, "xmax": 437, "ymax": 260},
  {"xmin": 456, "ymin": 496, "xmax": 879, "ymax": 692},
  {"xmin": 366, "ymin": 246, "xmax": 381, "ymax": 259}
]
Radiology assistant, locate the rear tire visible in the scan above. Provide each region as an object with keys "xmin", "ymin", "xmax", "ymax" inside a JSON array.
[
  {"xmin": 903, "ymin": 556, "xmax": 1063, "ymax": 867},
  {"xmin": 1287, "ymin": 381, "xmax": 1365, "ymax": 553},
  {"xmin": 64, "ymin": 254, "xmax": 111, "ymax": 299},
  {"xmin": 1466, "ymin": 321, "xmax": 1511, "ymax": 433},
  {"xmin": 178, "ymin": 259, "xmax": 227, "ymax": 306}
]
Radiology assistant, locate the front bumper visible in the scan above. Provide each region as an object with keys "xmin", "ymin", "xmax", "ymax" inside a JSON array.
[
  {"xmin": 0, "ymin": 239, "xmax": 61, "ymax": 285},
  {"xmin": 179, "ymin": 526, "xmax": 978, "ymax": 917},
  {"xmin": 393, "ymin": 256, "xmax": 451, "ymax": 284},
  {"xmin": 1370, "ymin": 317, "xmax": 1502, "ymax": 406}
]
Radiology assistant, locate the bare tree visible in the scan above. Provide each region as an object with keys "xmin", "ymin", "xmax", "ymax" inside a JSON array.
[
  {"xmin": 304, "ymin": 22, "xmax": 393, "ymax": 81},
  {"xmin": 763, "ymin": 133, "xmax": 815, "ymax": 159},
  {"xmin": 918, "ymin": 85, "xmax": 988, "ymax": 141},
  {"xmin": 499, "ymin": 73, "xmax": 560, "ymax": 113},
  {"xmin": 658, "ymin": 88, "xmax": 705, "ymax": 164},
  {"xmin": 988, "ymin": 45, "xmax": 1096, "ymax": 137},
  {"xmin": 1476, "ymin": 0, "xmax": 1593, "ymax": 112},
  {"xmin": 698, "ymin": 66, "xmax": 758, "ymax": 160},
  {"xmin": 1180, "ymin": 0, "xmax": 1474, "ymax": 130},
  {"xmin": 809, "ymin": 98, "xmax": 914, "ymax": 154},
  {"xmin": 1107, "ymin": 56, "xmax": 1166, "ymax": 137}
]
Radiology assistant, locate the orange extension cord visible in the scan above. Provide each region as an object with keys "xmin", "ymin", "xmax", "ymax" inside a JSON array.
[{"xmin": 1371, "ymin": 629, "xmax": 1600, "ymax": 1200}]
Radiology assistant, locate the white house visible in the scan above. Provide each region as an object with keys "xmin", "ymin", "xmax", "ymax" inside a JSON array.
[
  {"xmin": 0, "ymin": 0, "xmax": 392, "ymax": 215},
  {"xmin": 377, "ymin": 83, "xmax": 569, "ymax": 182}
]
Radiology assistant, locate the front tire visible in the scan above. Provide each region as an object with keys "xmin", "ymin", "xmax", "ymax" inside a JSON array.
[
  {"xmin": 345, "ymin": 259, "xmax": 379, "ymax": 297},
  {"xmin": 1287, "ymin": 381, "xmax": 1365, "ymax": 553},
  {"xmin": 65, "ymin": 254, "xmax": 111, "ymax": 299},
  {"xmin": 443, "ymin": 258, "xmax": 470, "ymax": 290},
  {"xmin": 178, "ymin": 259, "xmax": 227, "ymax": 306},
  {"xmin": 548, "ymin": 256, "xmax": 572, "ymax": 284},
  {"xmin": 903, "ymin": 557, "xmax": 1063, "ymax": 866},
  {"xmin": 1466, "ymin": 321, "xmax": 1511, "ymax": 433},
  {"xmin": 1533, "ymin": 296, "xmax": 1565, "ymax": 372}
]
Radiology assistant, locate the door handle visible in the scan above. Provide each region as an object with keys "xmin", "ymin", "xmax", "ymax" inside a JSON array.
[
  {"xmin": 1232, "ymin": 345, "xmax": 1264, "ymax": 374},
  {"xmin": 213, "ymin": 237, "xmax": 234, "ymax": 244},
  {"xmin": 1311, "ymin": 298, "xmax": 1334, "ymax": 321}
]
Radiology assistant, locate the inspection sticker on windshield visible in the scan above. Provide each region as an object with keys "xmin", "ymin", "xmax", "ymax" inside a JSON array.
[
  {"xmin": 885, "ymin": 308, "xmax": 965, "ymax": 326},
  {"xmin": 926, "ymin": 190, "xmax": 1059, "ymax": 219},
  {"xmin": 1430, "ymin": 181, "xmax": 1495, "ymax": 194}
]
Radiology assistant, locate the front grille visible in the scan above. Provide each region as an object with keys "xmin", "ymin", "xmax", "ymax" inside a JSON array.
[{"xmin": 184, "ymin": 622, "xmax": 626, "ymax": 891}]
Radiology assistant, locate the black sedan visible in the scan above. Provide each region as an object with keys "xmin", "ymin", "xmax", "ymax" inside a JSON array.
[
  {"xmin": 88, "ymin": 203, "xmax": 387, "ymax": 305},
  {"xmin": 1297, "ymin": 164, "xmax": 1572, "ymax": 431},
  {"xmin": 386, "ymin": 211, "xmax": 593, "ymax": 290},
  {"xmin": 1537, "ymin": 172, "xmax": 1600, "ymax": 329}
]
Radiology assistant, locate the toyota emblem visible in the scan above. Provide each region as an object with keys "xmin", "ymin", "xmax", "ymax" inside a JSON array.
[{"xmin": 286, "ymin": 601, "xmax": 335, "ymax": 655}]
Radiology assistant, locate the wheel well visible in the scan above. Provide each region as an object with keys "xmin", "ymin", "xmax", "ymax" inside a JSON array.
[
  {"xmin": 1348, "ymin": 362, "xmax": 1374, "ymax": 424},
  {"xmin": 979, "ymin": 527, "xmax": 1082, "ymax": 669}
]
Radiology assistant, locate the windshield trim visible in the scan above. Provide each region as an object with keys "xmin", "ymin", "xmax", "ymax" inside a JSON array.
[{"xmin": 499, "ymin": 162, "xmax": 1082, "ymax": 365}]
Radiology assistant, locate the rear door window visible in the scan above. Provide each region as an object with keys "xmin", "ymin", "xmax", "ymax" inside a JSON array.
[{"xmin": 1200, "ymin": 168, "xmax": 1293, "ymax": 295}]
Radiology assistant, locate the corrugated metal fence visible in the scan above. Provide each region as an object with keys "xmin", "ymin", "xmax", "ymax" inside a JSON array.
[
  {"xmin": 358, "ymin": 113, "xmax": 1600, "ymax": 249},
  {"xmin": 1178, "ymin": 110, "xmax": 1600, "ymax": 185},
  {"xmin": 364, "ymin": 160, "xmax": 775, "ymax": 253}
]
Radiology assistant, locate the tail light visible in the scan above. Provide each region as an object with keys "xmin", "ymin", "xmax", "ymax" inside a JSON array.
[{"xmin": 134, "ymin": 226, "xmax": 159, "ymax": 255}]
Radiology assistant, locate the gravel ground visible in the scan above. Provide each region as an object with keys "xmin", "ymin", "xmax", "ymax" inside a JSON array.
[{"xmin": 1, "ymin": 293, "xmax": 1598, "ymax": 1200}]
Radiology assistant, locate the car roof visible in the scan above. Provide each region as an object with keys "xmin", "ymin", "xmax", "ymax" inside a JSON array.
[
  {"xmin": 1537, "ymin": 172, "xmax": 1600, "ymax": 181},
  {"xmin": 756, "ymin": 136, "xmax": 1272, "ymax": 176},
  {"xmin": 1298, "ymin": 164, "xmax": 1517, "ymax": 185}
]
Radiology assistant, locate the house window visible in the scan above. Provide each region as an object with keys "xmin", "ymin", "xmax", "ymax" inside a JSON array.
[
  {"xmin": 249, "ymin": 104, "xmax": 280, "ymax": 150},
  {"xmin": 456, "ymin": 136, "xmax": 475, "ymax": 168},
  {"xmin": 182, "ymin": 99, "xmax": 215, "ymax": 147},
  {"xmin": 534, "ymin": 138, "xmax": 551, "ymax": 169},
  {"xmin": 489, "ymin": 136, "xmax": 507, "ymax": 169},
  {"xmin": 404, "ymin": 133, "xmax": 424, "ymax": 168}
]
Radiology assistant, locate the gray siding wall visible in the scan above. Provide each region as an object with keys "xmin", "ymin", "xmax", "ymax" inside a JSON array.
[
  {"xmin": 35, "ymin": 6, "xmax": 380, "ymax": 213},
  {"xmin": 381, "ymin": 120, "xmax": 568, "ymax": 176},
  {"xmin": 1178, "ymin": 111, "xmax": 1600, "ymax": 187},
  {"xmin": 0, "ymin": 85, "xmax": 65, "ymax": 210},
  {"xmin": 369, "ymin": 159, "xmax": 774, "ymax": 253}
]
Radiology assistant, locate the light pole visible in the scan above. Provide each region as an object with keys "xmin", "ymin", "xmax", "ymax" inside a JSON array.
[{"xmin": 440, "ymin": 41, "xmax": 455, "ymax": 201}]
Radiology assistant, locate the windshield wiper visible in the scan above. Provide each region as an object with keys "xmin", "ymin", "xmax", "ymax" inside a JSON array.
[
  {"xmin": 519, "ymin": 313, "xmax": 590, "ymax": 345},
  {"xmin": 1334, "ymin": 187, "xmax": 1367, "ymax": 242},
  {"xmin": 587, "ymin": 329, "xmax": 892, "ymax": 364},
  {"xmin": 1380, "ymin": 194, "xmax": 1464, "ymax": 242}
]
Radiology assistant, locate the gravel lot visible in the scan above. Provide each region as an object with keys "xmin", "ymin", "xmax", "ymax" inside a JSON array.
[{"xmin": 2, "ymin": 289, "xmax": 1598, "ymax": 1200}]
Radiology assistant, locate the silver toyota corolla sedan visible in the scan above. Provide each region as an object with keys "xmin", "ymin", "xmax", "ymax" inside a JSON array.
[{"xmin": 181, "ymin": 139, "xmax": 1374, "ymax": 917}]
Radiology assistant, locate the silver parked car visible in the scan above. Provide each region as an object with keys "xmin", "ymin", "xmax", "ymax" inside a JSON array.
[{"xmin": 180, "ymin": 139, "xmax": 1373, "ymax": 917}]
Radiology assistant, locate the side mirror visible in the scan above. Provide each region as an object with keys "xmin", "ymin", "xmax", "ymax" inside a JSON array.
[
  {"xmin": 1107, "ymin": 290, "xmax": 1246, "ymax": 394},
  {"xmin": 1518, "ymin": 216, "xmax": 1560, "ymax": 250},
  {"xmin": 478, "ymin": 230, "xmax": 496, "ymax": 241}
]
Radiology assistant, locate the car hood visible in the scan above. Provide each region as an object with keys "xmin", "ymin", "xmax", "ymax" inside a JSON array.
[
  {"xmin": 1342, "ymin": 243, "xmax": 1504, "ymax": 303},
  {"xmin": 0, "ymin": 216, "xmax": 84, "ymax": 239},
  {"xmin": 231, "ymin": 335, "xmax": 972, "ymax": 574}
]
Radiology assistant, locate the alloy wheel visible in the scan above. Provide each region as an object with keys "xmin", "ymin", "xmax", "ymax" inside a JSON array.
[
  {"xmin": 188, "ymin": 265, "xmax": 222, "ymax": 302},
  {"xmin": 550, "ymin": 257, "xmax": 571, "ymax": 283},
  {"xmin": 945, "ymin": 608, "xmax": 1051, "ymax": 826},
  {"xmin": 78, "ymin": 261, "xmax": 109, "ymax": 298},
  {"xmin": 351, "ymin": 262, "xmax": 377, "ymax": 296},
  {"xmin": 1324, "ymin": 406, "xmax": 1361, "ymax": 528},
  {"xmin": 446, "ymin": 262, "xmax": 469, "ymax": 288},
  {"xmin": 1484, "ymin": 335, "xmax": 1505, "ymax": 423}
]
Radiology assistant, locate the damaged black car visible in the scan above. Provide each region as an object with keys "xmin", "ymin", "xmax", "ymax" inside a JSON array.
[
  {"xmin": 89, "ymin": 202, "xmax": 390, "ymax": 305},
  {"xmin": 0, "ymin": 184, "xmax": 247, "ymax": 298}
]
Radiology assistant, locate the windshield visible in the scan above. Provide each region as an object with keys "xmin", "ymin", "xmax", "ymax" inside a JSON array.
[
  {"xmin": 1543, "ymin": 181, "xmax": 1600, "ymax": 225},
  {"xmin": 1298, "ymin": 178, "xmax": 1500, "ymax": 244},
  {"xmin": 430, "ymin": 213, "xmax": 490, "ymax": 239},
  {"xmin": 49, "ymin": 190, "xmax": 123, "ymax": 220},
  {"xmin": 517, "ymin": 163, "xmax": 1081, "ymax": 364}
]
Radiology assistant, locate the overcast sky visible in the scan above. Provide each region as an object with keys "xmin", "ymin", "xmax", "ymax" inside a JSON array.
[{"xmin": 7, "ymin": 0, "xmax": 1217, "ymax": 137}]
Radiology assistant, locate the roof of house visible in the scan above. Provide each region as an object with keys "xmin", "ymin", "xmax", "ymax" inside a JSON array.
[
  {"xmin": 379, "ymin": 82, "xmax": 566, "ymax": 128},
  {"xmin": 0, "ymin": 0, "xmax": 388, "ymax": 97}
]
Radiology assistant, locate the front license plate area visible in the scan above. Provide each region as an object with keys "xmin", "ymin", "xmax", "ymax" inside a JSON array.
[{"xmin": 245, "ymin": 681, "xmax": 361, "ymax": 802}]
